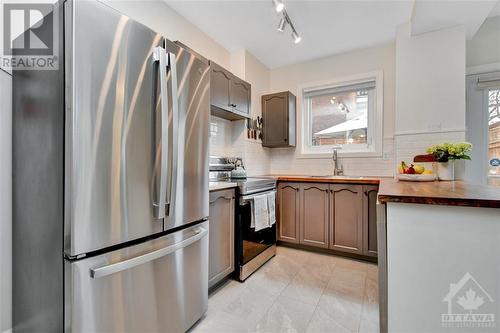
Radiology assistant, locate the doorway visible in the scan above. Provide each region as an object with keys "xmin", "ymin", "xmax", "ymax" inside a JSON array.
[{"xmin": 466, "ymin": 72, "xmax": 500, "ymax": 186}]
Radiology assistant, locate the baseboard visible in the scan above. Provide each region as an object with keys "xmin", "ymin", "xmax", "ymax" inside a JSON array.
[{"xmin": 277, "ymin": 241, "xmax": 378, "ymax": 264}]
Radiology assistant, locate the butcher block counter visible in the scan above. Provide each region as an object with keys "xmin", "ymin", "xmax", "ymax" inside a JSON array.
[
  {"xmin": 265, "ymin": 174, "xmax": 382, "ymax": 185},
  {"xmin": 376, "ymin": 180, "xmax": 500, "ymax": 333},
  {"xmin": 378, "ymin": 179, "xmax": 500, "ymax": 208}
]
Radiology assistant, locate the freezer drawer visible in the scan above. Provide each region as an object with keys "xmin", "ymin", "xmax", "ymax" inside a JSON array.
[{"xmin": 65, "ymin": 222, "xmax": 208, "ymax": 333}]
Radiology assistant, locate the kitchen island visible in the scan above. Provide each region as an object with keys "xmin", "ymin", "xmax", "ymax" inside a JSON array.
[{"xmin": 377, "ymin": 179, "xmax": 500, "ymax": 333}]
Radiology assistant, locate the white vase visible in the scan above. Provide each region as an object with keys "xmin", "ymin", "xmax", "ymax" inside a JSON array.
[{"xmin": 437, "ymin": 161, "xmax": 455, "ymax": 181}]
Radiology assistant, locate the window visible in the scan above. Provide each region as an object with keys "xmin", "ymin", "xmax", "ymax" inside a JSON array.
[
  {"xmin": 300, "ymin": 72, "xmax": 383, "ymax": 157},
  {"xmin": 488, "ymin": 89, "xmax": 500, "ymax": 186}
]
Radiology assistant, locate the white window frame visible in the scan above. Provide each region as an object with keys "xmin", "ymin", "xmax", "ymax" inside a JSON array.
[{"xmin": 297, "ymin": 71, "xmax": 384, "ymax": 158}]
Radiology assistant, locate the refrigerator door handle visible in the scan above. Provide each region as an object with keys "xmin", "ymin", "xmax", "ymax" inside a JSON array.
[
  {"xmin": 90, "ymin": 226, "xmax": 208, "ymax": 279},
  {"xmin": 152, "ymin": 46, "xmax": 169, "ymax": 219},
  {"xmin": 167, "ymin": 51, "xmax": 179, "ymax": 218}
]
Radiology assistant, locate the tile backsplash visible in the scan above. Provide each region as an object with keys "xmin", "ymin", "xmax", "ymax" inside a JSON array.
[
  {"xmin": 209, "ymin": 115, "xmax": 271, "ymax": 176},
  {"xmin": 210, "ymin": 115, "xmax": 466, "ymax": 178},
  {"xmin": 269, "ymin": 139, "xmax": 396, "ymax": 177}
]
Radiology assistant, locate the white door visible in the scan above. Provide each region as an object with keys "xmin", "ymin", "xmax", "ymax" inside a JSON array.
[{"xmin": 466, "ymin": 72, "xmax": 500, "ymax": 186}]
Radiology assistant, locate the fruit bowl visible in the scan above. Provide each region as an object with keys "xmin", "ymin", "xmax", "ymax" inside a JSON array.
[
  {"xmin": 396, "ymin": 173, "xmax": 436, "ymax": 182},
  {"xmin": 397, "ymin": 161, "xmax": 436, "ymax": 181}
]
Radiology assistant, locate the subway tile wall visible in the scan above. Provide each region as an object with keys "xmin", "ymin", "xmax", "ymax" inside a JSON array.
[
  {"xmin": 394, "ymin": 131, "xmax": 466, "ymax": 164},
  {"xmin": 209, "ymin": 115, "xmax": 271, "ymax": 176},
  {"xmin": 210, "ymin": 116, "xmax": 467, "ymax": 178},
  {"xmin": 269, "ymin": 139, "xmax": 396, "ymax": 177},
  {"xmin": 395, "ymin": 131, "xmax": 467, "ymax": 178}
]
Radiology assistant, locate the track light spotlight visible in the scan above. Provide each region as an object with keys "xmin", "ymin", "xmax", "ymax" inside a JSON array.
[
  {"xmin": 292, "ymin": 30, "xmax": 301, "ymax": 44},
  {"xmin": 273, "ymin": 0, "xmax": 284, "ymax": 13},
  {"xmin": 277, "ymin": 17, "xmax": 286, "ymax": 32}
]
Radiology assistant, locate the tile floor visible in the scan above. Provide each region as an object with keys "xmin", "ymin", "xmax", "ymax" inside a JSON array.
[{"xmin": 190, "ymin": 246, "xmax": 379, "ymax": 333}]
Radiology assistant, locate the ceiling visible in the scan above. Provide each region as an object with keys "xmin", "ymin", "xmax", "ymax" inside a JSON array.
[
  {"xmin": 411, "ymin": 0, "xmax": 498, "ymax": 39},
  {"xmin": 165, "ymin": 0, "xmax": 500, "ymax": 69},
  {"xmin": 489, "ymin": 0, "xmax": 500, "ymax": 17}
]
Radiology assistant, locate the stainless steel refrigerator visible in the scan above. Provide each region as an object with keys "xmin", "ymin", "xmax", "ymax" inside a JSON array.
[{"xmin": 12, "ymin": 1, "xmax": 210, "ymax": 331}]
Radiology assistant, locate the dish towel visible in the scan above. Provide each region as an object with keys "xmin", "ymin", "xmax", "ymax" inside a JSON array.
[
  {"xmin": 267, "ymin": 191, "xmax": 276, "ymax": 226},
  {"xmin": 251, "ymin": 194, "xmax": 270, "ymax": 232}
]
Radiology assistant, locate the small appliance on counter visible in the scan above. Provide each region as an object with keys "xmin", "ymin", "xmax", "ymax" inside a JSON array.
[
  {"xmin": 231, "ymin": 158, "xmax": 247, "ymax": 179},
  {"xmin": 209, "ymin": 157, "xmax": 277, "ymax": 281}
]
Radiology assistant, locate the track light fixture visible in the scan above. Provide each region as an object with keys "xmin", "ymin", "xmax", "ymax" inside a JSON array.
[
  {"xmin": 272, "ymin": 1, "xmax": 301, "ymax": 44},
  {"xmin": 277, "ymin": 17, "xmax": 286, "ymax": 32},
  {"xmin": 273, "ymin": 0, "xmax": 284, "ymax": 13}
]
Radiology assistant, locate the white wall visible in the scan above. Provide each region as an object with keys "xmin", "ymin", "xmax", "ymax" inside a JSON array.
[
  {"xmin": 396, "ymin": 24, "xmax": 466, "ymax": 135},
  {"xmin": 395, "ymin": 24, "xmax": 466, "ymax": 164},
  {"xmin": 103, "ymin": 0, "xmax": 231, "ymax": 68},
  {"xmin": 268, "ymin": 43, "xmax": 396, "ymax": 176},
  {"xmin": 467, "ymin": 16, "xmax": 500, "ymax": 69},
  {"xmin": 0, "ymin": 69, "xmax": 12, "ymax": 333},
  {"xmin": 387, "ymin": 203, "xmax": 500, "ymax": 332}
]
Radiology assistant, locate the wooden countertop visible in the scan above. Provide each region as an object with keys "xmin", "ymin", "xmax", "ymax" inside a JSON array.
[
  {"xmin": 265, "ymin": 174, "xmax": 382, "ymax": 185},
  {"xmin": 378, "ymin": 179, "xmax": 500, "ymax": 208}
]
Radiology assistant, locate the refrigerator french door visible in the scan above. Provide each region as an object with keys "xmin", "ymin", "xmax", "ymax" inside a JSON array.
[{"xmin": 12, "ymin": 0, "xmax": 210, "ymax": 332}]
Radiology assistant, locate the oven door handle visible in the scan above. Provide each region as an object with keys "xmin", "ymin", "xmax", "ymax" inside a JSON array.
[
  {"xmin": 239, "ymin": 189, "xmax": 276, "ymax": 206},
  {"xmin": 241, "ymin": 186, "xmax": 277, "ymax": 197}
]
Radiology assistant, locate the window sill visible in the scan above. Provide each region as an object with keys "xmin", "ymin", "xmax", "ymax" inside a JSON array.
[{"xmin": 297, "ymin": 148, "xmax": 382, "ymax": 159}]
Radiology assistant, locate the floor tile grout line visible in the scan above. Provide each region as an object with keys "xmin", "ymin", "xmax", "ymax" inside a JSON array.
[
  {"xmin": 303, "ymin": 276, "xmax": 328, "ymax": 332},
  {"xmin": 311, "ymin": 261, "xmax": 367, "ymax": 333}
]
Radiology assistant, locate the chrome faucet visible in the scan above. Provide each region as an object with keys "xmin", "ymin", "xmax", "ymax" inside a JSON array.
[{"xmin": 332, "ymin": 147, "xmax": 344, "ymax": 176}]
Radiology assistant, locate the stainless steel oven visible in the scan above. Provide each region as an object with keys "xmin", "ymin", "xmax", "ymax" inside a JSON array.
[
  {"xmin": 236, "ymin": 186, "xmax": 277, "ymax": 281},
  {"xmin": 209, "ymin": 157, "xmax": 277, "ymax": 281}
]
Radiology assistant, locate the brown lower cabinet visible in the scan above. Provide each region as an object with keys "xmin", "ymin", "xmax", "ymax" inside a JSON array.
[
  {"xmin": 300, "ymin": 184, "xmax": 329, "ymax": 248},
  {"xmin": 330, "ymin": 185, "xmax": 363, "ymax": 254},
  {"xmin": 277, "ymin": 182, "xmax": 300, "ymax": 243},
  {"xmin": 277, "ymin": 182, "xmax": 378, "ymax": 259},
  {"xmin": 362, "ymin": 185, "xmax": 379, "ymax": 257},
  {"xmin": 208, "ymin": 189, "xmax": 235, "ymax": 288}
]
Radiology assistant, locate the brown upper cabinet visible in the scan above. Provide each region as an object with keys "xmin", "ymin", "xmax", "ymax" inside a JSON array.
[
  {"xmin": 261, "ymin": 91, "xmax": 296, "ymax": 147},
  {"xmin": 209, "ymin": 61, "xmax": 251, "ymax": 121}
]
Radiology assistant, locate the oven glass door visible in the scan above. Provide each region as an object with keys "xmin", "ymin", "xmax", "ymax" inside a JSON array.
[{"xmin": 238, "ymin": 198, "xmax": 276, "ymax": 265}]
